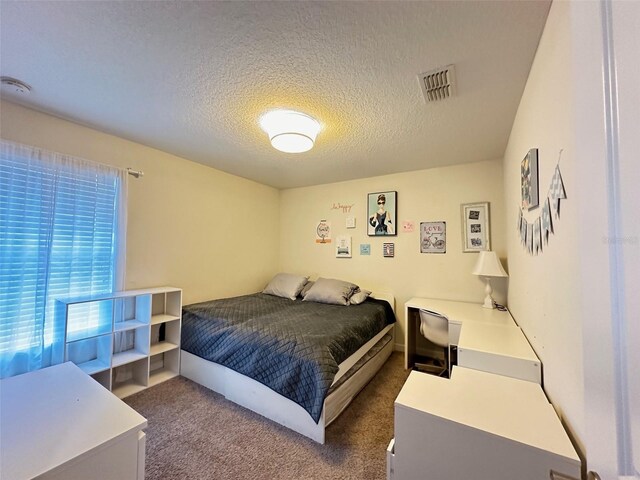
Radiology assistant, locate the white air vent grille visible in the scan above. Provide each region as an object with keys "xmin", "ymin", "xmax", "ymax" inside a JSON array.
[{"xmin": 418, "ymin": 65, "xmax": 456, "ymax": 103}]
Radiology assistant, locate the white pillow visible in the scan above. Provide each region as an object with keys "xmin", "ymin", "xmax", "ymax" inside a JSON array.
[
  {"xmin": 263, "ymin": 273, "xmax": 309, "ymax": 300},
  {"xmin": 300, "ymin": 280, "xmax": 315, "ymax": 298},
  {"xmin": 349, "ymin": 288, "xmax": 372, "ymax": 305},
  {"xmin": 302, "ymin": 277, "xmax": 358, "ymax": 306}
]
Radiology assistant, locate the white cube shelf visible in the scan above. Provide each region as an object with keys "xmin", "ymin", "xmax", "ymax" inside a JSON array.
[
  {"xmin": 56, "ymin": 287, "xmax": 182, "ymax": 398},
  {"xmin": 149, "ymin": 349, "xmax": 180, "ymax": 387},
  {"xmin": 66, "ymin": 334, "xmax": 112, "ymax": 375}
]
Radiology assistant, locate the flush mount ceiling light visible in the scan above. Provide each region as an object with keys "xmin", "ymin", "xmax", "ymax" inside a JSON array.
[{"xmin": 259, "ymin": 110, "xmax": 321, "ymax": 153}]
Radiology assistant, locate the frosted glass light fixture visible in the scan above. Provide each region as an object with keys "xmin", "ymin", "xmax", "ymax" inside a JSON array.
[
  {"xmin": 259, "ymin": 110, "xmax": 321, "ymax": 153},
  {"xmin": 472, "ymin": 251, "xmax": 508, "ymax": 309}
]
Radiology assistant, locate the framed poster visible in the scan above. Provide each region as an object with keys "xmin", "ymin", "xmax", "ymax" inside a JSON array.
[
  {"xmin": 461, "ymin": 202, "xmax": 490, "ymax": 252},
  {"xmin": 521, "ymin": 148, "xmax": 539, "ymax": 210},
  {"xmin": 367, "ymin": 191, "xmax": 397, "ymax": 236},
  {"xmin": 335, "ymin": 235, "xmax": 352, "ymax": 258},
  {"xmin": 420, "ymin": 221, "xmax": 446, "ymax": 253},
  {"xmin": 315, "ymin": 220, "xmax": 331, "ymax": 243}
]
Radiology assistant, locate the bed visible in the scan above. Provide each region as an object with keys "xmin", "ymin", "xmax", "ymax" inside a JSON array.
[{"xmin": 179, "ymin": 288, "xmax": 396, "ymax": 444}]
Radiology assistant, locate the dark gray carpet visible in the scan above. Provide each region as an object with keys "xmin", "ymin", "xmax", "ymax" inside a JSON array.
[{"xmin": 125, "ymin": 352, "xmax": 410, "ymax": 480}]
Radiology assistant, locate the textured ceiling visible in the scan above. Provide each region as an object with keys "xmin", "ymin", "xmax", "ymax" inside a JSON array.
[{"xmin": 0, "ymin": 1, "xmax": 550, "ymax": 189}]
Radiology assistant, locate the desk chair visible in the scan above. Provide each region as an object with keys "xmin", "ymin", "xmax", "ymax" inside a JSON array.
[{"xmin": 417, "ymin": 309, "xmax": 450, "ymax": 378}]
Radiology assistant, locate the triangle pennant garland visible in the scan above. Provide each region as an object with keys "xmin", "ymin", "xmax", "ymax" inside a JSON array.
[
  {"xmin": 541, "ymin": 197, "xmax": 553, "ymax": 244},
  {"xmin": 533, "ymin": 218, "xmax": 542, "ymax": 255},
  {"xmin": 517, "ymin": 209, "xmax": 523, "ymax": 232},
  {"xmin": 549, "ymin": 165, "xmax": 567, "ymax": 219},
  {"xmin": 518, "ymin": 154, "xmax": 566, "ymax": 255},
  {"xmin": 549, "ymin": 165, "xmax": 567, "ymax": 200}
]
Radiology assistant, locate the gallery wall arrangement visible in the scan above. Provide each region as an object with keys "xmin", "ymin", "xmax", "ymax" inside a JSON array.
[{"xmin": 315, "ymin": 189, "xmax": 500, "ymax": 260}]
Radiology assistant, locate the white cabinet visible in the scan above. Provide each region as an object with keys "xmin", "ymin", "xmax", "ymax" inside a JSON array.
[
  {"xmin": 0, "ymin": 362, "xmax": 147, "ymax": 480},
  {"xmin": 56, "ymin": 287, "xmax": 182, "ymax": 398},
  {"xmin": 390, "ymin": 368, "xmax": 580, "ymax": 480}
]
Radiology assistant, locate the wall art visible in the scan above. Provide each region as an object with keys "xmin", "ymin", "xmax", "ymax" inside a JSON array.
[
  {"xmin": 461, "ymin": 202, "xmax": 490, "ymax": 252},
  {"xmin": 521, "ymin": 148, "xmax": 539, "ymax": 210},
  {"xmin": 383, "ymin": 243, "xmax": 395, "ymax": 257},
  {"xmin": 335, "ymin": 235, "xmax": 352, "ymax": 258},
  {"xmin": 346, "ymin": 217, "xmax": 356, "ymax": 229},
  {"xmin": 401, "ymin": 220, "xmax": 415, "ymax": 233},
  {"xmin": 331, "ymin": 202, "xmax": 355, "ymax": 213},
  {"xmin": 367, "ymin": 191, "xmax": 397, "ymax": 236},
  {"xmin": 315, "ymin": 220, "xmax": 331, "ymax": 244},
  {"xmin": 420, "ymin": 221, "xmax": 446, "ymax": 253}
]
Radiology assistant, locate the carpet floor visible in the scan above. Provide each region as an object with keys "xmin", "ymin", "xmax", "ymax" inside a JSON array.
[{"xmin": 125, "ymin": 351, "xmax": 410, "ymax": 480}]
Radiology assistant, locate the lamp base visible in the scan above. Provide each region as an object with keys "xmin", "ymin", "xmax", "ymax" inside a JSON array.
[
  {"xmin": 482, "ymin": 278, "xmax": 495, "ymax": 309},
  {"xmin": 482, "ymin": 295, "xmax": 495, "ymax": 309}
]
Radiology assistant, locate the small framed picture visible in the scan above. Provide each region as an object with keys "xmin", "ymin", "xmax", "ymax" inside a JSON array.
[
  {"xmin": 315, "ymin": 220, "xmax": 331, "ymax": 244},
  {"xmin": 367, "ymin": 191, "xmax": 397, "ymax": 236},
  {"xmin": 335, "ymin": 235, "xmax": 352, "ymax": 258},
  {"xmin": 420, "ymin": 221, "xmax": 446, "ymax": 254},
  {"xmin": 521, "ymin": 148, "xmax": 539, "ymax": 210},
  {"xmin": 461, "ymin": 202, "xmax": 490, "ymax": 252},
  {"xmin": 383, "ymin": 243, "xmax": 395, "ymax": 257}
]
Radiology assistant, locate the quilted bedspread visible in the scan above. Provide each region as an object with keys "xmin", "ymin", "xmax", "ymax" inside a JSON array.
[{"xmin": 181, "ymin": 293, "xmax": 395, "ymax": 423}]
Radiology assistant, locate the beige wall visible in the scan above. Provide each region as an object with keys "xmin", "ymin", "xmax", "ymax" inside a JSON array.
[
  {"xmin": 279, "ymin": 160, "xmax": 506, "ymax": 349},
  {"xmin": 504, "ymin": 2, "xmax": 592, "ymax": 458},
  {"xmin": 0, "ymin": 100, "xmax": 280, "ymax": 305}
]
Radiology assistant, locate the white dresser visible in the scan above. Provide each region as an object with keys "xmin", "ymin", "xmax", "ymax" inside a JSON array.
[
  {"xmin": 0, "ymin": 362, "xmax": 147, "ymax": 480},
  {"xmin": 388, "ymin": 368, "xmax": 580, "ymax": 480}
]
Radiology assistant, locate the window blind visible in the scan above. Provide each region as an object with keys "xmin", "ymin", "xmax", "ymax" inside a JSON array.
[{"xmin": 0, "ymin": 141, "xmax": 124, "ymax": 378}]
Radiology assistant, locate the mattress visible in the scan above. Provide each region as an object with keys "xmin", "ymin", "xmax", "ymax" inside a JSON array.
[{"xmin": 181, "ymin": 293, "xmax": 395, "ymax": 422}]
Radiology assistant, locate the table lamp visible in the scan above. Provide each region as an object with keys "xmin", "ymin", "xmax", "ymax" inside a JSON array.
[{"xmin": 472, "ymin": 251, "xmax": 508, "ymax": 309}]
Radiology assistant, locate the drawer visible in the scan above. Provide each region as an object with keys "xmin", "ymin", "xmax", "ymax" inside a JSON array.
[
  {"xmin": 386, "ymin": 438, "xmax": 395, "ymax": 480},
  {"xmin": 457, "ymin": 347, "xmax": 541, "ymax": 384}
]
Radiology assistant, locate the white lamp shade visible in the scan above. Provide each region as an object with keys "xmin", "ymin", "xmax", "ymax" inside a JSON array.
[
  {"xmin": 259, "ymin": 110, "xmax": 321, "ymax": 153},
  {"xmin": 472, "ymin": 251, "xmax": 508, "ymax": 277}
]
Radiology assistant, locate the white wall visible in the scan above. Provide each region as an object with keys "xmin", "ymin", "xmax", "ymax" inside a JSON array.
[
  {"xmin": 0, "ymin": 100, "xmax": 280, "ymax": 305},
  {"xmin": 279, "ymin": 160, "xmax": 506, "ymax": 350},
  {"xmin": 504, "ymin": 1, "xmax": 625, "ymax": 469}
]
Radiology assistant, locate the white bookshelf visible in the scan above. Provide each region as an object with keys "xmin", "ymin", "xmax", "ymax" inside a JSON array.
[{"xmin": 56, "ymin": 287, "xmax": 182, "ymax": 398}]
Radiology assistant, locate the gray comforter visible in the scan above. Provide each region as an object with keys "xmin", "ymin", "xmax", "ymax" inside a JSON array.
[{"xmin": 181, "ymin": 293, "xmax": 395, "ymax": 423}]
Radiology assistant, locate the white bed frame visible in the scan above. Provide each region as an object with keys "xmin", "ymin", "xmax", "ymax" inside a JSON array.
[{"xmin": 179, "ymin": 292, "xmax": 396, "ymax": 444}]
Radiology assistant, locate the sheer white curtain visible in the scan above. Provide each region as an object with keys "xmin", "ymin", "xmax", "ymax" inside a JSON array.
[{"xmin": 0, "ymin": 140, "xmax": 127, "ymax": 378}]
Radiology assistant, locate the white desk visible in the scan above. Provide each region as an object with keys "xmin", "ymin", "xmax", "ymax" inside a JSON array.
[
  {"xmin": 405, "ymin": 297, "xmax": 516, "ymax": 345},
  {"xmin": 458, "ymin": 321, "xmax": 541, "ymax": 384},
  {"xmin": 1, "ymin": 362, "xmax": 147, "ymax": 480},
  {"xmin": 388, "ymin": 368, "xmax": 581, "ymax": 480},
  {"xmin": 404, "ymin": 298, "xmax": 541, "ymax": 383}
]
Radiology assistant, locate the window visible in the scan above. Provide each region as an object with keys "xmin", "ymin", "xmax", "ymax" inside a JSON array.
[{"xmin": 0, "ymin": 140, "xmax": 127, "ymax": 378}]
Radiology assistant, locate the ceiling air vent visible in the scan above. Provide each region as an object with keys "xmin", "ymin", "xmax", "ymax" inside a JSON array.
[{"xmin": 418, "ymin": 65, "xmax": 456, "ymax": 103}]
